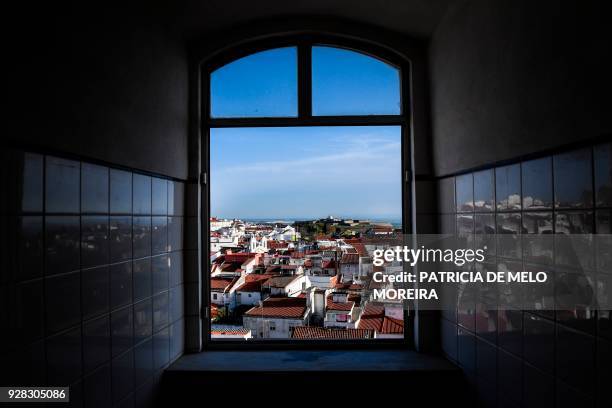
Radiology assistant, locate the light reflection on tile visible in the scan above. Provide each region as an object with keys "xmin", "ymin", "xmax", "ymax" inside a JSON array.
[
  {"xmin": 474, "ymin": 169, "xmax": 494, "ymax": 212},
  {"xmin": 522, "ymin": 157, "xmax": 552, "ymax": 209},
  {"xmin": 496, "ymin": 164, "xmax": 521, "ymax": 211},
  {"xmin": 554, "ymin": 148, "xmax": 593, "ymax": 209}
]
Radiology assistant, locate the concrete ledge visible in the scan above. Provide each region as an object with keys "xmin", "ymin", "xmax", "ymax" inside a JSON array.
[
  {"xmin": 160, "ymin": 350, "xmax": 468, "ymax": 405},
  {"xmin": 166, "ymin": 349, "xmax": 459, "ymax": 372}
]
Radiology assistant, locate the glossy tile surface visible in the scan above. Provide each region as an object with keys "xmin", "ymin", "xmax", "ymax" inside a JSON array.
[
  {"xmin": 152, "ymin": 255, "xmax": 169, "ymax": 295},
  {"xmin": 112, "ymin": 349, "xmax": 134, "ymax": 404},
  {"xmin": 82, "ymin": 266, "xmax": 110, "ymax": 319},
  {"xmin": 474, "ymin": 169, "xmax": 494, "ymax": 212},
  {"xmin": 522, "ymin": 157, "xmax": 553, "ymax": 209},
  {"xmin": 3, "ymin": 149, "xmax": 183, "ymax": 403},
  {"xmin": 45, "ymin": 271, "xmax": 81, "ymax": 333},
  {"xmin": 134, "ymin": 299, "xmax": 153, "ymax": 343},
  {"xmin": 16, "ymin": 216, "xmax": 44, "ymax": 281},
  {"xmin": 495, "ymin": 164, "xmax": 521, "ymax": 211},
  {"xmin": 496, "ymin": 213, "xmax": 521, "ymax": 259},
  {"xmin": 83, "ymin": 315, "xmax": 111, "ymax": 374},
  {"xmin": 110, "ymin": 261, "xmax": 132, "ymax": 310},
  {"xmin": 111, "ymin": 306, "xmax": 133, "ymax": 358},
  {"xmin": 554, "ymin": 148, "xmax": 593, "ymax": 208},
  {"xmin": 152, "ymin": 178, "xmax": 168, "ymax": 216},
  {"xmin": 16, "ymin": 152, "xmax": 43, "ymax": 213},
  {"xmin": 132, "ymin": 174, "xmax": 151, "ymax": 215},
  {"xmin": 46, "ymin": 156, "xmax": 80, "ymax": 213},
  {"xmin": 81, "ymin": 216, "xmax": 109, "ymax": 268},
  {"xmin": 81, "ymin": 163, "xmax": 109, "ymax": 213},
  {"xmin": 46, "ymin": 327, "xmax": 82, "ymax": 385},
  {"xmin": 456, "ymin": 173, "xmax": 474, "ymax": 213},
  {"xmin": 133, "ymin": 258, "xmax": 152, "ymax": 302},
  {"xmin": 168, "ymin": 181, "xmax": 184, "ymax": 216},
  {"xmin": 110, "ymin": 169, "xmax": 132, "ymax": 214},
  {"xmin": 45, "ymin": 216, "xmax": 80, "ymax": 275},
  {"xmin": 110, "ymin": 216, "xmax": 132, "ymax": 262},
  {"xmin": 133, "ymin": 216, "xmax": 152, "ymax": 259},
  {"xmin": 437, "ymin": 143, "xmax": 609, "ymax": 408},
  {"xmin": 151, "ymin": 216, "xmax": 168, "ymax": 255},
  {"xmin": 594, "ymin": 143, "xmax": 612, "ymax": 207}
]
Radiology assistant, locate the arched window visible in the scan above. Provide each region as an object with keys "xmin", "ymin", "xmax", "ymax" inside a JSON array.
[{"xmin": 203, "ymin": 38, "xmax": 411, "ymax": 345}]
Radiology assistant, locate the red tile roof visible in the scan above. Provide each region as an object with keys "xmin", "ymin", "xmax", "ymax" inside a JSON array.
[
  {"xmin": 343, "ymin": 238, "xmax": 362, "ymax": 244},
  {"xmin": 244, "ymin": 297, "xmax": 307, "ymax": 319},
  {"xmin": 265, "ymin": 265, "xmax": 282, "ymax": 274},
  {"xmin": 326, "ymin": 295, "xmax": 354, "ymax": 312},
  {"xmin": 362, "ymin": 302, "xmax": 385, "ymax": 317},
  {"xmin": 217, "ymin": 262, "xmax": 243, "ymax": 273},
  {"xmin": 334, "ymin": 280, "xmax": 364, "ymax": 291},
  {"xmin": 211, "ymin": 328, "xmax": 250, "ymax": 336},
  {"xmin": 347, "ymin": 294, "xmax": 362, "ymax": 307},
  {"xmin": 322, "ymin": 259, "xmax": 337, "ymax": 269},
  {"xmin": 291, "ymin": 326, "xmax": 374, "ymax": 339},
  {"xmin": 210, "ymin": 277, "xmax": 237, "ymax": 292},
  {"xmin": 357, "ymin": 303, "xmax": 404, "ymax": 334},
  {"xmin": 351, "ymin": 243, "xmax": 368, "ymax": 256},
  {"xmin": 235, "ymin": 274, "xmax": 271, "ymax": 292},
  {"xmin": 225, "ymin": 253, "xmax": 255, "ymax": 263},
  {"xmin": 380, "ymin": 316, "xmax": 404, "ymax": 334},
  {"xmin": 341, "ymin": 253, "xmax": 359, "ymax": 264},
  {"xmin": 268, "ymin": 241, "xmax": 289, "ymax": 249},
  {"xmin": 357, "ymin": 316, "xmax": 382, "ymax": 331}
]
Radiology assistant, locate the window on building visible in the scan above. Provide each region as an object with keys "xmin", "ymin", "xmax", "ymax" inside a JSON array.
[{"xmin": 206, "ymin": 40, "xmax": 409, "ymax": 344}]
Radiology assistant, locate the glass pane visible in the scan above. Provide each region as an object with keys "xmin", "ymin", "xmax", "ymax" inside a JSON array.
[
  {"xmin": 312, "ymin": 46, "xmax": 401, "ymax": 116},
  {"xmin": 210, "ymin": 126, "xmax": 403, "ymax": 341},
  {"xmin": 211, "ymin": 126, "xmax": 401, "ymax": 220},
  {"xmin": 210, "ymin": 47, "xmax": 297, "ymax": 118}
]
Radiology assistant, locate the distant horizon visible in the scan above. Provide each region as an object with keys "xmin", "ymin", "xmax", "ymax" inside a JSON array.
[
  {"xmin": 211, "ymin": 215, "xmax": 403, "ymax": 227},
  {"xmin": 211, "ymin": 215, "xmax": 402, "ymax": 222}
]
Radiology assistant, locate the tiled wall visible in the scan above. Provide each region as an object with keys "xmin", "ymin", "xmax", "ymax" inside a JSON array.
[
  {"xmin": 437, "ymin": 142, "xmax": 611, "ymax": 408},
  {"xmin": 0, "ymin": 149, "xmax": 186, "ymax": 407}
]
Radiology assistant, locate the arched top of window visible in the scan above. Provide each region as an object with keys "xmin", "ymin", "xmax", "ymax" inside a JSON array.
[
  {"xmin": 210, "ymin": 47, "xmax": 298, "ymax": 118},
  {"xmin": 311, "ymin": 46, "xmax": 400, "ymax": 116},
  {"xmin": 209, "ymin": 44, "xmax": 402, "ymax": 119}
]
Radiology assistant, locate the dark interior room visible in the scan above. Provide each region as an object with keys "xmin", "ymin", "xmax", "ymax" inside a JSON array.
[{"xmin": 2, "ymin": 0, "xmax": 611, "ymax": 407}]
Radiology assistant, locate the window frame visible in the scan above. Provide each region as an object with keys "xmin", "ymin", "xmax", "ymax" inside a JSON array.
[{"xmin": 201, "ymin": 34, "xmax": 413, "ymax": 349}]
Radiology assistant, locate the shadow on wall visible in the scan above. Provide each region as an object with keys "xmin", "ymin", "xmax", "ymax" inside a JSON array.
[
  {"xmin": 0, "ymin": 148, "xmax": 187, "ymax": 407},
  {"xmin": 437, "ymin": 141, "xmax": 612, "ymax": 407}
]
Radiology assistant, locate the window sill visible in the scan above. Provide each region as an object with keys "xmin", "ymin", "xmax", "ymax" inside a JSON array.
[{"xmin": 165, "ymin": 349, "xmax": 458, "ymax": 372}]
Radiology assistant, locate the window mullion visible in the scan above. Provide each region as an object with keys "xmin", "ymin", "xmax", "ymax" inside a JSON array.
[{"xmin": 298, "ymin": 43, "xmax": 312, "ymax": 118}]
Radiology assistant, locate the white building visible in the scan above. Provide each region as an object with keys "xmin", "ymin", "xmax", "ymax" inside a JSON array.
[
  {"xmin": 233, "ymin": 274, "xmax": 270, "ymax": 307},
  {"xmin": 268, "ymin": 225, "xmax": 300, "ymax": 242},
  {"xmin": 210, "ymin": 218, "xmax": 234, "ymax": 231},
  {"xmin": 263, "ymin": 275, "xmax": 307, "ymax": 297},
  {"xmin": 242, "ymin": 297, "xmax": 310, "ymax": 339},
  {"xmin": 340, "ymin": 253, "xmax": 359, "ymax": 282},
  {"xmin": 323, "ymin": 292, "xmax": 356, "ymax": 329},
  {"xmin": 210, "ymin": 277, "xmax": 238, "ymax": 307}
]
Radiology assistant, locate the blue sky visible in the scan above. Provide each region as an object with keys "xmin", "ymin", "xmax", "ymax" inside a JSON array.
[
  {"xmin": 209, "ymin": 45, "xmax": 402, "ymax": 221},
  {"xmin": 210, "ymin": 46, "xmax": 400, "ymax": 118},
  {"xmin": 210, "ymin": 126, "xmax": 402, "ymax": 220}
]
